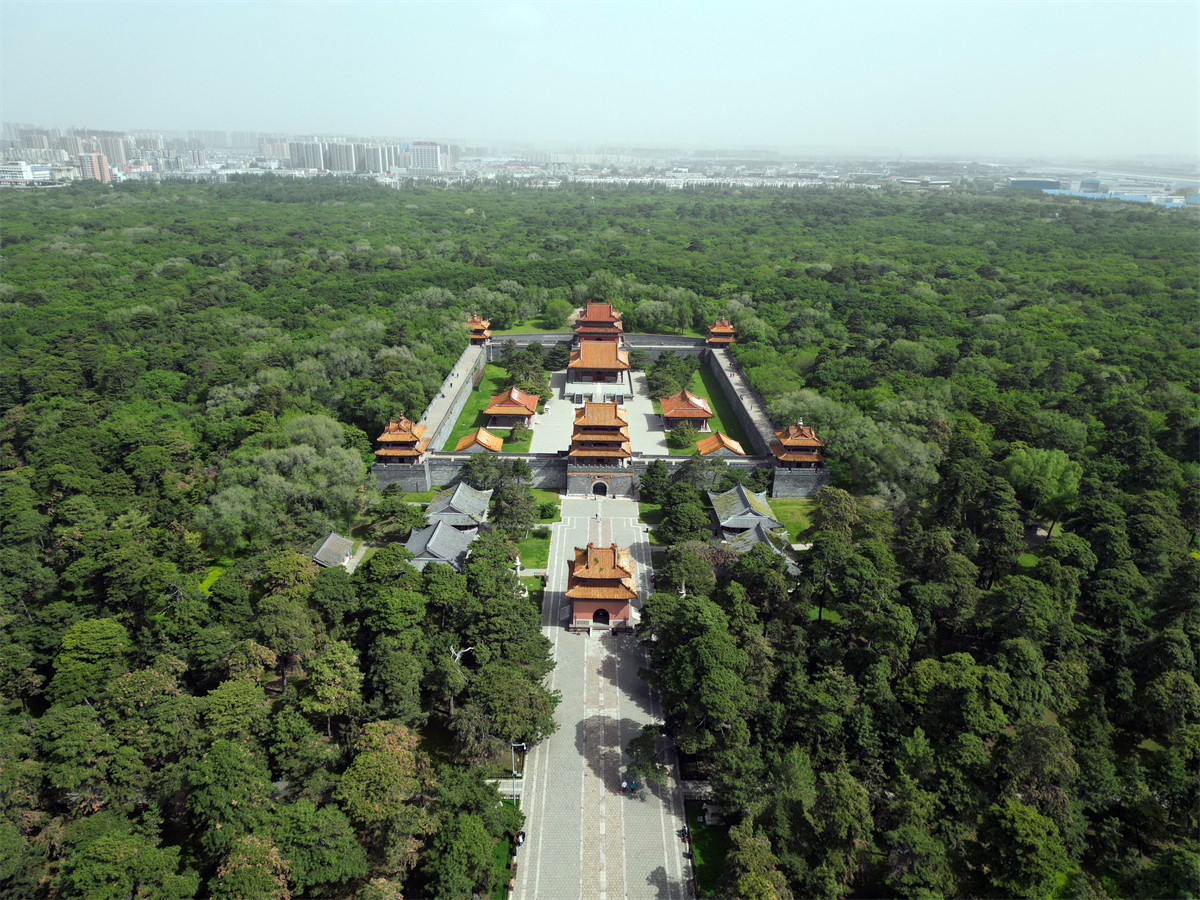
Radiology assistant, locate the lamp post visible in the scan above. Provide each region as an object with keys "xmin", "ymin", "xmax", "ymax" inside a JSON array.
[{"xmin": 511, "ymin": 742, "xmax": 526, "ymax": 804}]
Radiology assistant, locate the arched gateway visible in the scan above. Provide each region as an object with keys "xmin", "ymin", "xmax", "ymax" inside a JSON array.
[
  {"xmin": 592, "ymin": 608, "xmax": 610, "ymax": 625},
  {"xmin": 592, "ymin": 482, "xmax": 607, "ymax": 497}
]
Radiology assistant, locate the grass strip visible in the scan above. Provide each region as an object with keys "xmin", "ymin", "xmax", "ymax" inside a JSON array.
[{"xmin": 685, "ymin": 800, "xmax": 730, "ymax": 898}]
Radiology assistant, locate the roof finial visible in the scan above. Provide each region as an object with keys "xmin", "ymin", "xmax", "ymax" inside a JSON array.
[{"xmin": 798, "ymin": 417, "xmax": 804, "ymax": 426}]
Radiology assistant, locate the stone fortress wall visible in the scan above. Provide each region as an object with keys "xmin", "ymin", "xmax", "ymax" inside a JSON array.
[
  {"xmin": 373, "ymin": 331, "xmax": 828, "ymax": 499},
  {"xmin": 705, "ymin": 348, "xmax": 773, "ymax": 456},
  {"xmin": 424, "ymin": 345, "xmax": 487, "ymax": 454}
]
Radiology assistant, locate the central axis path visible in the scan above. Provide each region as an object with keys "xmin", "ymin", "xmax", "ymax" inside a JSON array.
[{"xmin": 516, "ymin": 497, "xmax": 688, "ymax": 900}]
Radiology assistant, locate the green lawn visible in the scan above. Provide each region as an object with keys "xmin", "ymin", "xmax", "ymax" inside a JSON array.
[
  {"xmin": 521, "ymin": 576, "xmax": 545, "ymax": 608},
  {"xmin": 492, "ymin": 321, "xmax": 565, "ymax": 335},
  {"xmin": 441, "ymin": 363, "xmax": 542, "ymax": 452},
  {"xmin": 685, "ymin": 800, "xmax": 730, "ymax": 898},
  {"xmin": 631, "ymin": 327, "xmax": 708, "ymax": 339},
  {"xmin": 638, "ymin": 503, "xmax": 667, "ymax": 544},
  {"xmin": 810, "ymin": 605, "xmax": 844, "ymax": 624},
  {"xmin": 638, "ymin": 503, "xmax": 664, "ymax": 526},
  {"xmin": 395, "ymin": 489, "xmax": 437, "ymax": 503},
  {"xmin": 489, "ymin": 798, "xmax": 522, "ymax": 899},
  {"xmin": 500, "ymin": 430, "xmax": 532, "ymax": 453},
  {"xmin": 530, "ymin": 488, "xmax": 562, "ymax": 522},
  {"xmin": 768, "ymin": 498, "xmax": 815, "ymax": 541},
  {"xmin": 490, "ymin": 830, "xmax": 515, "ymax": 900},
  {"xmin": 654, "ymin": 366, "xmax": 754, "ymax": 455},
  {"xmin": 516, "ymin": 533, "xmax": 551, "ymax": 569},
  {"xmin": 692, "ymin": 364, "xmax": 753, "ymax": 449}
]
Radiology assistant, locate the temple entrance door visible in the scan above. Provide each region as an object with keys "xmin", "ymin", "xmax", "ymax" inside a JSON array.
[
  {"xmin": 593, "ymin": 482, "xmax": 607, "ymax": 497},
  {"xmin": 592, "ymin": 608, "xmax": 610, "ymax": 625}
]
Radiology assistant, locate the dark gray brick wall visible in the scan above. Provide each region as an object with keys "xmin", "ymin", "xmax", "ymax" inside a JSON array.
[
  {"xmin": 771, "ymin": 467, "xmax": 831, "ymax": 498},
  {"xmin": 372, "ymin": 462, "xmax": 432, "ymax": 493}
]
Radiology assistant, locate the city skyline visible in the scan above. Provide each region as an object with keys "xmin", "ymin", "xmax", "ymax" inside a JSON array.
[{"xmin": 4, "ymin": 0, "xmax": 1197, "ymax": 160}]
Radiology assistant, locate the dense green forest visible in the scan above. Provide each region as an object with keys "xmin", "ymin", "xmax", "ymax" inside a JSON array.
[{"xmin": 1, "ymin": 177, "xmax": 1197, "ymax": 898}]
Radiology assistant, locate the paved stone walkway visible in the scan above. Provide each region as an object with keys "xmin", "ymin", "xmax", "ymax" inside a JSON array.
[
  {"xmin": 516, "ymin": 498, "xmax": 688, "ymax": 900},
  {"xmin": 709, "ymin": 347, "xmax": 777, "ymax": 453},
  {"xmin": 344, "ymin": 543, "xmax": 372, "ymax": 574},
  {"xmin": 529, "ymin": 370, "xmax": 669, "ymax": 457},
  {"xmin": 416, "ymin": 343, "xmax": 484, "ymax": 448}
]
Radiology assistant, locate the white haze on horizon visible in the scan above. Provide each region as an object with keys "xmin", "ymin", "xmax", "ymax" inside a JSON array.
[{"xmin": 3, "ymin": 0, "xmax": 1197, "ymax": 160}]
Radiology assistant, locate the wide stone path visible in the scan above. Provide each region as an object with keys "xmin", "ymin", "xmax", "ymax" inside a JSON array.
[
  {"xmin": 417, "ymin": 343, "xmax": 484, "ymax": 448},
  {"xmin": 709, "ymin": 347, "xmax": 776, "ymax": 454},
  {"xmin": 516, "ymin": 498, "xmax": 688, "ymax": 900}
]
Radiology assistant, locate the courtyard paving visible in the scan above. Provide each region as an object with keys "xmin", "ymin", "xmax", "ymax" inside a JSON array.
[
  {"xmin": 515, "ymin": 498, "xmax": 689, "ymax": 900},
  {"xmin": 625, "ymin": 372, "xmax": 670, "ymax": 456},
  {"xmin": 528, "ymin": 370, "xmax": 670, "ymax": 457},
  {"xmin": 529, "ymin": 372, "xmax": 577, "ymax": 455}
]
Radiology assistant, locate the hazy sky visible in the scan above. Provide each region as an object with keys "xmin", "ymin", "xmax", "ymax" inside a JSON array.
[{"xmin": 4, "ymin": 0, "xmax": 1197, "ymax": 158}]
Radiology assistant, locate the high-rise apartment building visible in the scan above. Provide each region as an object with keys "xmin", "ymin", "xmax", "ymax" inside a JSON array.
[
  {"xmin": 98, "ymin": 137, "xmax": 129, "ymax": 166},
  {"xmin": 410, "ymin": 141, "xmax": 441, "ymax": 172},
  {"xmin": 58, "ymin": 135, "xmax": 87, "ymax": 156},
  {"xmin": 288, "ymin": 141, "xmax": 325, "ymax": 169},
  {"xmin": 325, "ymin": 142, "xmax": 356, "ymax": 172},
  {"xmin": 78, "ymin": 152, "xmax": 111, "ymax": 183},
  {"xmin": 188, "ymin": 130, "xmax": 228, "ymax": 149}
]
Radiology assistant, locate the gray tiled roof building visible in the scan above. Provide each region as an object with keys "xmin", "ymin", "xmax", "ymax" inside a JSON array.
[
  {"xmin": 426, "ymin": 483, "xmax": 493, "ymax": 529},
  {"xmin": 725, "ymin": 523, "xmax": 800, "ymax": 576},
  {"xmin": 707, "ymin": 485, "xmax": 783, "ymax": 534},
  {"xmin": 311, "ymin": 531, "xmax": 354, "ymax": 568},
  {"xmin": 403, "ymin": 521, "xmax": 475, "ymax": 572}
]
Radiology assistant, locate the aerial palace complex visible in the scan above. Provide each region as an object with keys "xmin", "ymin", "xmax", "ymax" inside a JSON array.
[{"xmin": 371, "ymin": 308, "xmax": 829, "ymax": 500}]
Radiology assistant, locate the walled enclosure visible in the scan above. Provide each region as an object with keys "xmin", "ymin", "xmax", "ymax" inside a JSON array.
[{"xmin": 373, "ymin": 333, "xmax": 829, "ymax": 499}]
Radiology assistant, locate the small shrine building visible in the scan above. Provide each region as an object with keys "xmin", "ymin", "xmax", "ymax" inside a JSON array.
[
  {"xmin": 426, "ymin": 483, "xmax": 493, "ymax": 530},
  {"xmin": 574, "ymin": 301, "xmax": 624, "ymax": 344},
  {"xmin": 485, "ymin": 386, "xmax": 539, "ymax": 428},
  {"xmin": 567, "ymin": 341, "xmax": 631, "ymax": 386},
  {"xmin": 695, "ymin": 431, "xmax": 746, "ymax": 458},
  {"xmin": 454, "ymin": 427, "xmax": 503, "ymax": 454},
  {"xmin": 567, "ymin": 542, "xmax": 636, "ymax": 632},
  {"xmin": 708, "ymin": 485, "xmax": 784, "ymax": 537},
  {"xmin": 375, "ymin": 415, "xmax": 430, "ymax": 466},
  {"xmin": 660, "ymin": 388, "xmax": 714, "ymax": 432}
]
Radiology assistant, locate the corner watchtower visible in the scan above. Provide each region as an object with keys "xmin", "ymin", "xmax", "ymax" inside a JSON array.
[
  {"xmin": 467, "ymin": 313, "xmax": 491, "ymax": 346},
  {"xmin": 769, "ymin": 419, "xmax": 831, "ymax": 498},
  {"xmin": 707, "ymin": 317, "xmax": 736, "ymax": 346}
]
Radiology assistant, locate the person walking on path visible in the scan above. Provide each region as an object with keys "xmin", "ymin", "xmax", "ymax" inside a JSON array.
[{"xmin": 621, "ymin": 780, "xmax": 627, "ymax": 794}]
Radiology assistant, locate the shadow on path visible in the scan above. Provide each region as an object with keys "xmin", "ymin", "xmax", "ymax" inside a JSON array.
[
  {"xmin": 606, "ymin": 631, "xmax": 657, "ymax": 717},
  {"xmin": 645, "ymin": 865, "xmax": 673, "ymax": 900},
  {"xmin": 575, "ymin": 714, "xmax": 656, "ymax": 797}
]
